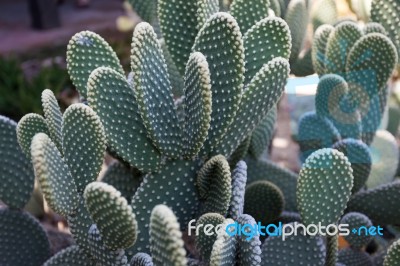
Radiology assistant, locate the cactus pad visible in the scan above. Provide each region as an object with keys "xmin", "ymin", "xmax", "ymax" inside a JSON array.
[
  {"xmin": 149, "ymin": 205, "xmax": 187, "ymax": 266},
  {"xmin": 197, "ymin": 155, "xmax": 232, "ymax": 215},
  {"xmin": 244, "ymin": 180, "xmax": 284, "ymax": 224},
  {"xmin": 384, "ymin": 239, "xmax": 400, "ymax": 266},
  {"xmin": 230, "ymin": 0, "xmax": 271, "ymax": 34},
  {"xmin": 67, "ymin": 31, "xmax": 124, "ymax": 98},
  {"xmin": 209, "ymin": 218, "xmax": 238, "ymax": 266},
  {"xmin": 130, "ymin": 252, "xmax": 153, "ymax": 266},
  {"xmin": 84, "ymin": 182, "xmax": 138, "ymax": 250},
  {"xmin": 228, "ymin": 161, "xmax": 247, "ymax": 220},
  {"xmin": 236, "ymin": 214, "xmax": 262, "ymax": 266},
  {"xmin": 31, "ymin": 133, "xmax": 78, "ymax": 216},
  {"xmin": 340, "ymin": 212, "xmax": 372, "ymax": 248},
  {"xmin": 62, "ymin": 103, "xmax": 106, "ymax": 192},
  {"xmin": 87, "ymin": 67, "xmax": 162, "ymax": 172},
  {"xmin": 43, "ymin": 246, "xmax": 95, "ymax": 266},
  {"xmin": 297, "ymin": 148, "xmax": 353, "ymax": 226},
  {"xmin": 195, "ymin": 212, "xmax": 225, "ymax": 261},
  {"xmin": 193, "ymin": 12, "xmax": 245, "ymax": 155},
  {"xmin": 312, "ymin": 25, "xmax": 334, "ymax": 76},
  {"xmin": 0, "ymin": 208, "xmax": 50, "ymax": 266},
  {"xmin": 17, "ymin": 113, "xmax": 50, "ymax": 157},
  {"xmin": 41, "ymin": 89, "xmax": 63, "ymax": 151},
  {"xmin": 1, "ymin": 116, "xmax": 35, "ymax": 209},
  {"xmin": 183, "ymin": 52, "xmax": 212, "ymax": 158}
]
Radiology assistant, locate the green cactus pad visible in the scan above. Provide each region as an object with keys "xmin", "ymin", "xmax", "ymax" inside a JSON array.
[
  {"xmin": 158, "ymin": 0, "xmax": 216, "ymax": 75},
  {"xmin": 17, "ymin": 113, "xmax": 50, "ymax": 157},
  {"xmin": 243, "ymin": 17, "xmax": 291, "ymax": 84},
  {"xmin": 364, "ymin": 22, "xmax": 387, "ymax": 35},
  {"xmin": 43, "ymin": 246, "xmax": 95, "ymax": 266},
  {"xmin": 368, "ymin": 130, "xmax": 399, "ymax": 189},
  {"xmin": 312, "ymin": 25, "xmax": 335, "ymax": 76},
  {"xmin": 131, "ymin": 22, "xmax": 183, "ymax": 159},
  {"xmin": 195, "ymin": 212, "xmax": 225, "ymax": 261},
  {"xmin": 197, "ymin": 155, "xmax": 232, "ymax": 215},
  {"xmin": 209, "ymin": 218, "xmax": 238, "ymax": 266},
  {"xmin": 67, "ymin": 196, "xmax": 93, "ymax": 255},
  {"xmin": 326, "ymin": 234, "xmax": 338, "ymax": 266},
  {"xmin": 0, "ymin": 208, "xmax": 50, "ymax": 266},
  {"xmin": 149, "ymin": 205, "xmax": 187, "ymax": 266},
  {"xmin": 41, "ymin": 89, "xmax": 63, "ymax": 151},
  {"xmin": 31, "ymin": 133, "xmax": 78, "ymax": 216},
  {"xmin": 236, "ymin": 214, "xmax": 262, "ymax": 266},
  {"xmin": 346, "ymin": 33, "xmax": 397, "ymax": 94},
  {"xmin": 84, "ymin": 182, "xmax": 138, "ymax": 250},
  {"xmin": 325, "ymin": 22, "xmax": 363, "ymax": 75},
  {"xmin": 215, "ymin": 57, "xmax": 289, "ymax": 157},
  {"xmin": 87, "ymin": 224, "xmax": 128, "ymax": 265},
  {"xmin": 183, "ymin": 52, "xmax": 212, "ymax": 158},
  {"xmin": 87, "ymin": 67, "xmax": 162, "ymax": 173},
  {"xmin": 128, "ymin": 0, "xmax": 158, "ymax": 23},
  {"xmin": 228, "ymin": 161, "xmax": 247, "ymax": 220},
  {"xmin": 346, "ymin": 181, "xmax": 400, "ymax": 225},
  {"xmin": 160, "ymin": 39, "xmax": 184, "ymax": 97},
  {"xmin": 297, "ymin": 148, "xmax": 353, "ymax": 226},
  {"xmin": 100, "ymin": 161, "xmax": 142, "ymax": 201},
  {"xmin": 1, "ymin": 116, "xmax": 35, "ymax": 209},
  {"xmin": 248, "ymin": 106, "xmax": 277, "ymax": 159},
  {"xmin": 371, "ymin": 0, "xmax": 400, "ymax": 62},
  {"xmin": 340, "ymin": 212, "xmax": 372, "ymax": 248},
  {"xmin": 66, "ymin": 31, "xmax": 124, "ymax": 98},
  {"xmin": 193, "ymin": 12, "xmax": 245, "ymax": 156},
  {"xmin": 261, "ymin": 225, "xmax": 326, "ymax": 265},
  {"xmin": 245, "ymin": 157, "xmax": 298, "ymax": 211},
  {"xmin": 230, "ymin": 0, "xmax": 270, "ymax": 34},
  {"xmin": 130, "ymin": 252, "xmax": 153, "ymax": 266},
  {"xmin": 285, "ymin": 0, "xmax": 308, "ymax": 64},
  {"xmin": 332, "ymin": 139, "xmax": 371, "ymax": 194},
  {"xmin": 130, "ymin": 159, "xmax": 201, "ymax": 254},
  {"xmin": 384, "ymin": 239, "xmax": 400, "ymax": 266},
  {"xmin": 62, "ymin": 104, "xmax": 106, "ymax": 192},
  {"xmin": 297, "ymin": 112, "xmax": 341, "ymax": 162},
  {"xmin": 315, "ymin": 74, "xmax": 361, "ymax": 140},
  {"xmin": 244, "ymin": 180, "xmax": 284, "ymax": 224},
  {"xmin": 338, "ymin": 248, "xmax": 373, "ymax": 266}
]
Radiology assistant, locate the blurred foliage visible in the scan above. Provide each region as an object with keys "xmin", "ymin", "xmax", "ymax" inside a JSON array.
[{"xmin": 0, "ymin": 57, "xmax": 73, "ymax": 121}]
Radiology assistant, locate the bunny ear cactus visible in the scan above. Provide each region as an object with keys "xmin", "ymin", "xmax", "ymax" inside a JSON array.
[
  {"xmin": 297, "ymin": 148, "xmax": 353, "ymax": 226},
  {"xmin": 197, "ymin": 155, "xmax": 232, "ymax": 215},
  {"xmin": 43, "ymin": 246, "xmax": 95, "ymax": 266},
  {"xmin": 0, "ymin": 209, "xmax": 51, "ymax": 266},
  {"xmin": 41, "ymin": 89, "xmax": 63, "ymax": 151},
  {"xmin": 371, "ymin": 0, "xmax": 400, "ymax": 64},
  {"xmin": 0, "ymin": 116, "xmax": 35, "ymax": 209},
  {"xmin": 149, "ymin": 205, "xmax": 187, "ymax": 266},
  {"xmin": 130, "ymin": 252, "xmax": 153, "ymax": 266},
  {"xmin": 340, "ymin": 212, "xmax": 373, "ymax": 249},
  {"xmin": 84, "ymin": 182, "xmax": 138, "ymax": 250},
  {"xmin": 209, "ymin": 218, "xmax": 238, "ymax": 266},
  {"xmin": 228, "ymin": 161, "xmax": 247, "ymax": 220},
  {"xmin": 195, "ymin": 213, "xmax": 225, "ymax": 262},
  {"xmin": 261, "ymin": 223, "xmax": 326, "ymax": 265},
  {"xmin": 230, "ymin": 0, "xmax": 271, "ymax": 34},
  {"xmin": 236, "ymin": 214, "xmax": 262, "ymax": 266},
  {"xmin": 384, "ymin": 239, "xmax": 400, "ymax": 266}
]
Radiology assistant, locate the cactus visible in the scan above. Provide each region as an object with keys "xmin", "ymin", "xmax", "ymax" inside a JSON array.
[
  {"xmin": 311, "ymin": 0, "xmax": 337, "ymax": 31},
  {"xmin": 149, "ymin": 205, "xmax": 187, "ymax": 266},
  {"xmin": 195, "ymin": 213, "xmax": 225, "ymax": 261},
  {"xmin": 332, "ymin": 139, "xmax": 371, "ymax": 194},
  {"xmin": 236, "ymin": 214, "xmax": 262, "ymax": 266},
  {"xmin": 130, "ymin": 252, "xmax": 153, "ymax": 266},
  {"xmin": 0, "ymin": 116, "xmax": 35, "ymax": 209},
  {"xmin": 197, "ymin": 155, "xmax": 232, "ymax": 215},
  {"xmin": 346, "ymin": 181, "xmax": 400, "ymax": 225},
  {"xmin": 0, "ymin": 209, "xmax": 51, "ymax": 266},
  {"xmin": 230, "ymin": 0, "xmax": 271, "ymax": 34},
  {"xmin": 297, "ymin": 148, "xmax": 353, "ymax": 226},
  {"xmin": 261, "ymin": 224, "xmax": 326, "ymax": 265},
  {"xmin": 384, "ymin": 239, "xmax": 400, "ymax": 266},
  {"xmin": 209, "ymin": 218, "xmax": 237, "ymax": 266},
  {"xmin": 43, "ymin": 246, "xmax": 94, "ymax": 266},
  {"xmin": 244, "ymin": 180, "xmax": 284, "ymax": 224},
  {"xmin": 340, "ymin": 212, "xmax": 373, "ymax": 248},
  {"xmin": 228, "ymin": 161, "xmax": 247, "ymax": 220}
]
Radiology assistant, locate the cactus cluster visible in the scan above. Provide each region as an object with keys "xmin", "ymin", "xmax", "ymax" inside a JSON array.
[{"xmin": 1, "ymin": 0, "xmax": 400, "ymax": 265}]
